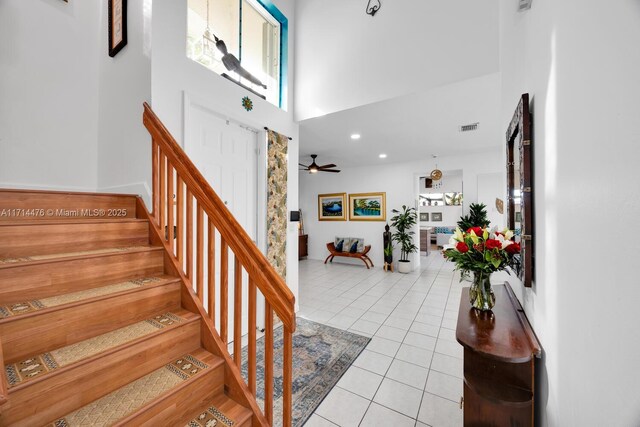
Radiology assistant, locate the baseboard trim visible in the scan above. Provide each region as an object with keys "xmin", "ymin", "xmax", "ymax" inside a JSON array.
[
  {"xmin": 98, "ymin": 182, "xmax": 152, "ymax": 210},
  {"xmin": 0, "ymin": 182, "xmax": 96, "ymax": 193}
]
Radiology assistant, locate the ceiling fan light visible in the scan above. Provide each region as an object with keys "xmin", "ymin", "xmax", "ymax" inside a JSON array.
[
  {"xmin": 379, "ymin": 153, "xmax": 387, "ymax": 159},
  {"xmin": 350, "ymin": 134, "xmax": 361, "ymax": 140}
]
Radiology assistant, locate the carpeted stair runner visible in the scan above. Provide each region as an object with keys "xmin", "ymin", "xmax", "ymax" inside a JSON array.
[
  {"xmin": 5, "ymin": 311, "xmax": 187, "ymax": 387},
  {"xmin": 45, "ymin": 352, "xmax": 211, "ymax": 427},
  {"xmin": 185, "ymin": 406, "xmax": 236, "ymax": 427},
  {"xmin": 0, "ymin": 245, "xmax": 154, "ymax": 265},
  {"xmin": 0, "ymin": 276, "xmax": 174, "ymax": 318}
]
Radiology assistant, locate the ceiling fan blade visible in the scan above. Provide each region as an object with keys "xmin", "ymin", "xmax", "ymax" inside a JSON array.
[
  {"xmin": 317, "ymin": 164, "xmax": 337, "ymax": 169},
  {"xmin": 299, "ymin": 163, "xmax": 310, "ymax": 168},
  {"xmin": 321, "ymin": 169, "xmax": 341, "ymax": 173}
]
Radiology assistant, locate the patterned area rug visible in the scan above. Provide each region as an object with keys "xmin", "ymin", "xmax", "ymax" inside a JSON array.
[{"xmin": 241, "ymin": 318, "xmax": 370, "ymax": 427}]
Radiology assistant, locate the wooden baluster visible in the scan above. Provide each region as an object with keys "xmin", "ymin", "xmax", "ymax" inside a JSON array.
[
  {"xmin": 186, "ymin": 190, "xmax": 193, "ymax": 282},
  {"xmin": 196, "ymin": 202, "xmax": 204, "ymax": 302},
  {"xmin": 176, "ymin": 176, "xmax": 184, "ymax": 266},
  {"xmin": 220, "ymin": 237, "xmax": 229, "ymax": 344},
  {"xmin": 151, "ymin": 141, "xmax": 159, "ymax": 225},
  {"xmin": 283, "ymin": 326, "xmax": 293, "ymax": 427},
  {"xmin": 167, "ymin": 164, "xmax": 174, "ymax": 253},
  {"xmin": 248, "ymin": 278, "xmax": 257, "ymax": 394},
  {"xmin": 264, "ymin": 302, "xmax": 274, "ymax": 425},
  {"xmin": 207, "ymin": 220, "xmax": 216, "ymax": 322},
  {"xmin": 233, "ymin": 257, "xmax": 242, "ymax": 369},
  {"xmin": 159, "ymin": 152, "xmax": 166, "ymax": 238}
]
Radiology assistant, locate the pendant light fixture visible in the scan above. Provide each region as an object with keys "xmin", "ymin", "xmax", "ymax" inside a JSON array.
[
  {"xmin": 202, "ymin": 0, "xmax": 217, "ymax": 58},
  {"xmin": 430, "ymin": 155, "xmax": 443, "ymax": 190},
  {"xmin": 366, "ymin": 0, "xmax": 382, "ymax": 16}
]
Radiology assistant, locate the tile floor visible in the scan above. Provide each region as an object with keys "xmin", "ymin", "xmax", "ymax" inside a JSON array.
[{"xmin": 298, "ymin": 251, "xmax": 466, "ymax": 427}]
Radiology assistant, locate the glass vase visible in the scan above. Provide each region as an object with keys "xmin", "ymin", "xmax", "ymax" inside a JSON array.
[{"xmin": 469, "ymin": 271, "xmax": 496, "ymax": 311}]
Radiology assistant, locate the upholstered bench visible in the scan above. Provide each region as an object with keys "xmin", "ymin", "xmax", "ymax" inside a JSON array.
[{"xmin": 324, "ymin": 237, "xmax": 373, "ymax": 269}]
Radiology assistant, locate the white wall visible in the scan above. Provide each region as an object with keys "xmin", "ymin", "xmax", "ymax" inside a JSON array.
[
  {"xmin": 300, "ymin": 150, "xmax": 502, "ymax": 270},
  {"xmin": 294, "ymin": 0, "xmax": 500, "ymax": 121},
  {"xmin": 499, "ymin": 0, "xmax": 640, "ymax": 425},
  {"xmin": 476, "ymin": 172, "xmax": 505, "ymax": 228},
  {"xmin": 97, "ymin": 0, "xmax": 153, "ymax": 206},
  {"xmin": 0, "ymin": 0, "xmax": 152, "ymax": 201},
  {"xmin": 152, "ymin": 0, "xmax": 300, "ymax": 304},
  {"xmin": 0, "ymin": 0, "xmax": 100, "ymax": 191}
]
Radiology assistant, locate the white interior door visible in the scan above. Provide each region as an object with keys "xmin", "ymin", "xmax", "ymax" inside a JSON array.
[{"xmin": 185, "ymin": 102, "xmax": 258, "ymax": 343}]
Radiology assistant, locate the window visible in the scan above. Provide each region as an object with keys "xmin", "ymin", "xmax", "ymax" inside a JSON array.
[{"xmin": 187, "ymin": 0, "xmax": 287, "ymax": 109}]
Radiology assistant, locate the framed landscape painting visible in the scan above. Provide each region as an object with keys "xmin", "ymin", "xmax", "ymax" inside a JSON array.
[
  {"xmin": 349, "ymin": 192, "xmax": 386, "ymax": 221},
  {"xmin": 318, "ymin": 193, "xmax": 347, "ymax": 221}
]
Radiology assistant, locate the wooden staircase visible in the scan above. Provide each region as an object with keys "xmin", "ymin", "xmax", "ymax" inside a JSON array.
[{"xmin": 0, "ymin": 104, "xmax": 296, "ymax": 426}]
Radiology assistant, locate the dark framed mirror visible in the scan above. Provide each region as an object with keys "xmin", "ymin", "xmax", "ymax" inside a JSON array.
[{"xmin": 506, "ymin": 93, "xmax": 534, "ymax": 287}]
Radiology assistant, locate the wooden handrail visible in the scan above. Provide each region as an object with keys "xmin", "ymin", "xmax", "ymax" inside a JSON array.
[
  {"xmin": 143, "ymin": 102, "xmax": 294, "ymax": 426},
  {"xmin": 142, "ymin": 102, "xmax": 296, "ymax": 332}
]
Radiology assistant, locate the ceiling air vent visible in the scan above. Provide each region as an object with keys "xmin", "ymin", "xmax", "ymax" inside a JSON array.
[
  {"xmin": 518, "ymin": 0, "xmax": 532, "ymax": 11},
  {"xmin": 459, "ymin": 122, "xmax": 479, "ymax": 132}
]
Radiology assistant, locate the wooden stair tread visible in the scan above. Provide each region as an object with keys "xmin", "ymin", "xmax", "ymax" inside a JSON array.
[
  {"xmin": 0, "ymin": 188, "xmax": 141, "ymax": 198},
  {"xmin": 183, "ymin": 394, "xmax": 253, "ymax": 427},
  {"xmin": 45, "ymin": 349, "xmax": 222, "ymax": 427},
  {"xmin": 0, "ymin": 218, "xmax": 148, "ymax": 226},
  {"xmin": 0, "ymin": 245, "xmax": 162, "ymax": 269},
  {"xmin": 0, "ymin": 189, "xmax": 138, "ymax": 221},
  {"xmin": 5, "ymin": 309, "xmax": 198, "ymax": 390},
  {"xmin": 0, "ymin": 275, "xmax": 179, "ymax": 320}
]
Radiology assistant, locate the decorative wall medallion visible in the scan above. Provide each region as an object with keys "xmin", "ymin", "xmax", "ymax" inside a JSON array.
[
  {"xmin": 242, "ymin": 96, "xmax": 253, "ymax": 111},
  {"xmin": 496, "ymin": 198, "xmax": 504, "ymax": 214}
]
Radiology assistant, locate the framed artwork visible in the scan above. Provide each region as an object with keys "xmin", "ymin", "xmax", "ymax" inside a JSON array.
[
  {"xmin": 444, "ymin": 192, "xmax": 463, "ymax": 206},
  {"xmin": 108, "ymin": 0, "xmax": 128, "ymax": 57},
  {"xmin": 349, "ymin": 192, "xmax": 386, "ymax": 221},
  {"xmin": 432, "ymin": 212, "xmax": 443, "ymax": 222},
  {"xmin": 318, "ymin": 193, "xmax": 347, "ymax": 221},
  {"xmin": 420, "ymin": 213, "xmax": 429, "ymax": 222}
]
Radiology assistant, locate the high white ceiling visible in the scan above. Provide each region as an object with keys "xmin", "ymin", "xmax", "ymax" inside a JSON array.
[{"xmin": 298, "ymin": 73, "xmax": 502, "ymax": 169}]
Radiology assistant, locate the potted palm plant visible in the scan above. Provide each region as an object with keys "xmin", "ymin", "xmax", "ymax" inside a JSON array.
[{"xmin": 391, "ymin": 205, "xmax": 418, "ymax": 273}]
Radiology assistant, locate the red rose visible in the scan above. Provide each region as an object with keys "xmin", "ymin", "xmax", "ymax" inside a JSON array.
[
  {"xmin": 467, "ymin": 227, "xmax": 483, "ymax": 236},
  {"xmin": 485, "ymin": 239, "xmax": 502, "ymax": 250},
  {"xmin": 506, "ymin": 242, "xmax": 521, "ymax": 254},
  {"xmin": 456, "ymin": 242, "xmax": 469, "ymax": 253}
]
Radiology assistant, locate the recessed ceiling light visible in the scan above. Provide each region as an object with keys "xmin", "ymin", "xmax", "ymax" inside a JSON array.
[
  {"xmin": 350, "ymin": 134, "xmax": 361, "ymax": 140},
  {"xmin": 379, "ymin": 153, "xmax": 387, "ymax": 159}
]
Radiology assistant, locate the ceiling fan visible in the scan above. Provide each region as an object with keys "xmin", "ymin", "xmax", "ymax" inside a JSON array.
[{"xmin": 299, "ymin": 154, "xmax": 340, "ymax": 173}]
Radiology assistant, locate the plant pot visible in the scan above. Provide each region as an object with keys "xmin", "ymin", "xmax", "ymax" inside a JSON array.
[
  {"xmin": 384, "ymin": 255, "xmax": 393, "ymax": 264},
  {"xmin": 469, "ymin": 271, "xmax": 496, "ymax": 311},
  {"xmin": 397, "ymin": 260, "xmax": 412, "ymax": 274}
]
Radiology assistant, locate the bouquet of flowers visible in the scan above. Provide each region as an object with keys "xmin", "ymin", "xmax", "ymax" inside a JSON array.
[
  {"xmin": 443, "ymin": 226, "xmax": 520, "ymax": 310},
  {"xmin": 443, "ymin": 226, "xmax": 520, "ymax": 273}
]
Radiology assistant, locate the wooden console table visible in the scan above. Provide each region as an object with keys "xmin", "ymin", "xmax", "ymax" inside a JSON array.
[
  {"xmin": 298, "ymin": 234, "xmax": 308, "ymax": 260},
  {"xmin": 456, "ymin": 282, "xmax": 541, "ymax": 426}
]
